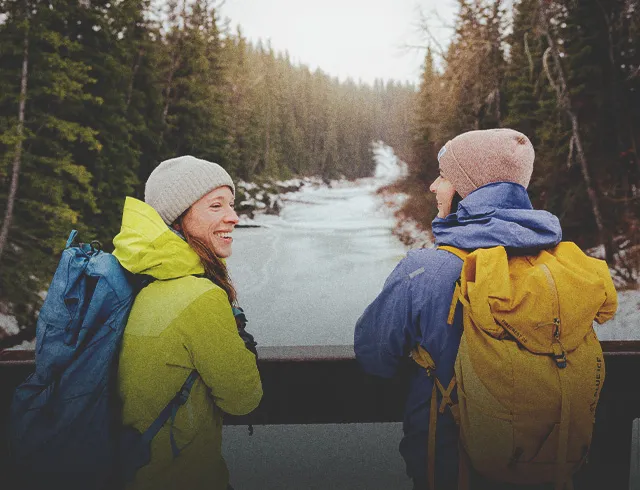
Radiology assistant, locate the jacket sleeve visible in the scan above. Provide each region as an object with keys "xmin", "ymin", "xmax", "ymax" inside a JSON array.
[
  {"xmin": 591, "ymin": 258, "xmax": 619, "ymax": 324},
  {"xmin": 179, "ymin": 287, "xmax": 263, "ymax": 415},
  {"xmin": 354, "ymin": 256, "xmax": 418, "ymax": 378}
]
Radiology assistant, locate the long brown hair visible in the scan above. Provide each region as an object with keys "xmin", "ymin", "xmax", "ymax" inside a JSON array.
[{"xmin": 178, "ymin": 219, "xmax": 238, "ymax": 306}]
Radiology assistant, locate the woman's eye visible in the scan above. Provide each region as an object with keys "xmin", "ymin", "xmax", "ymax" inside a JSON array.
[{"xmin": 210, "ymin": 203, "xmax": 221, "ymax": 208}]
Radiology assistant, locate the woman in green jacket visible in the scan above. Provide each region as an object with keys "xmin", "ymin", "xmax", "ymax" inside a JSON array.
[{"xmin": 113, "ymin": 155, "xmax": 262, "ymax": 490}]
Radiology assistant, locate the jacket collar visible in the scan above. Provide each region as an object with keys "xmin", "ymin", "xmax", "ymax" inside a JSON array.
[{"xmin": 432, "ymin": 182, "xmax": 563, "ymax": 251}]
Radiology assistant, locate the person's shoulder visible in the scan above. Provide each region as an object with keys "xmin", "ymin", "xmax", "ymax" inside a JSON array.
[
  {"xmin": 149, "ymin": 275, "xmax": 229, "ymax": 309},
  {"xmin": 403, "ymin": 247, "xmax": 464, "ymax": 277},
  {"xmin": 179, "ymin": 276, "xmax": 230, "ymax": 304},
  {"xmin": 126, "ymin": 276, "xmax": 230, "ymax": 336},
  {"xmin": 166, "ymin": 277, "xmax": 233, "ymax": 331},
  {"xmin": 162, "ymin": 274, "xmax": 212, "ymax": 294}
]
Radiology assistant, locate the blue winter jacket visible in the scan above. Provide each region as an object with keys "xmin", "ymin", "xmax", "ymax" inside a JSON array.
[{"xmin": 354, "ymin": 182, "xmax": 563, "ymax": 488}]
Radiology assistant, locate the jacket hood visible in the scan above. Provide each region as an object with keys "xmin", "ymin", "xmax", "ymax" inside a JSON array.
[
  {"xmin": 432, "ymin": 182, "xmax": 562, "ymax": 251},
  {"xmin": 113, "ymin": 197, "xmax": 204, "ymax": 279}
]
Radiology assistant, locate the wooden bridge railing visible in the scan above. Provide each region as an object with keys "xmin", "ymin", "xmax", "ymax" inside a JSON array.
[{"xmin": 1, "ymin": 341, "xmax": 639, "ymax": 489}]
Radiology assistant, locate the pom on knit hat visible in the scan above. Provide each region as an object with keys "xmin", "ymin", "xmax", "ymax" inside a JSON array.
[
  {"xmin": 437, "ymin": 128, "xmax": 535, "ymax": 198},
  {"xmin": 145, "ymin": 155, "xmax": 235, "ymax": 225}
]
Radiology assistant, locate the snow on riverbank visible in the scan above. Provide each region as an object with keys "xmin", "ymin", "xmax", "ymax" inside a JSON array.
[{"xmin": 0, "ymin": 313, "xmax": 19, "ymax": 341}]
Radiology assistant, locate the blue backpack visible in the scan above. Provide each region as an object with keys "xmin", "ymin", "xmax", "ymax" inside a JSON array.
[{"xmin": 9, "ymin": 231, "xmax": 197, "ymax": 489}]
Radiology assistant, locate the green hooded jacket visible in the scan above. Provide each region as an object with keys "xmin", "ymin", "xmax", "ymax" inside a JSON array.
[{"xmin": 113, "ymin": 197, "xmax": 262, "ymax": 490}]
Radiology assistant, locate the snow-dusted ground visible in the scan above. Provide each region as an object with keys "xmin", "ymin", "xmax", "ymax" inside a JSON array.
[
  {"xmin": 0, "ymin": 313, "xmax": 19, "ymax": 337},
  {"xmin": 223, "ymin": 423, "xmax": 410, "ymax": 490}
]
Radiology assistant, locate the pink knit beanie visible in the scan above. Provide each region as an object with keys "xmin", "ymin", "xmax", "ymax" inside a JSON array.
[{"xmin": 437, "ymin": 128, "xmax": 535, "ymax": 198}]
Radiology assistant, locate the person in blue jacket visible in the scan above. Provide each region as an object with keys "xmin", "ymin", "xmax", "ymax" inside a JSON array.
[{"xmin": 354, "ymin": 128, "xmax": 563, "ymax": 490}]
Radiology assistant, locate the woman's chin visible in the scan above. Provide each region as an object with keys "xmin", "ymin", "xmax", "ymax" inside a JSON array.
[{"xmin": 211, "ymin": 246, "xmax": 232, "ymax": 259}]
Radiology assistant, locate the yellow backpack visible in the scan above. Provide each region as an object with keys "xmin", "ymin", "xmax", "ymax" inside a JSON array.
[{"xmin": 410, "ymin": 242, "xmax": 618, "ymax": 490}]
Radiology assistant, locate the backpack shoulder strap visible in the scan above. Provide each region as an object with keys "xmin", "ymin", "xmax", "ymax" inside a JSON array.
[
  {"xmin": 410, "ymin": 344, "xmax": 460, "ymax": 490},
  {"xmin": 437, "ymin": 246, "xmax": 469, "ymax": 325},
  {"xmin": 140, "ymin": 369, "xmax": 199, "ymax": 457},
  {"xmin": 437, "ymin": 245, "xmax": 469, "ymax": 261},
  {"xmin": 417, "ymin": 246, "xmax": 469, "ymax": 490}
]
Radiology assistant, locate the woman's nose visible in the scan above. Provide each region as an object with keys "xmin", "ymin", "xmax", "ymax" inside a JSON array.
[
  {"xmin": 226, "ymin": 208, "xmax": 240, "ymax": 224},
  {"xmin": 429, "ymin": 177, "xmax": 440, "ymax": 193}
]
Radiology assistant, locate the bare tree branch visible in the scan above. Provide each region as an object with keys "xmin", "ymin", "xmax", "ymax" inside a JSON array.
[
  {"xmin": 542, "ymin": 46, "xmax": 559, "ymax": 95},
  {"xmin": 126, "ymin": 47, "xmax": 145, "ymax": 109},
  {"xmin": 524, "ymin": 31, "xmax": 534, "ymax": 82},
  {"xmin": 567, "ymin": 135, "xmax": 576, "ymax": 168},
  {"xmin": 417, "ymin": 7, "xmax": 448, "ymax": 60}
]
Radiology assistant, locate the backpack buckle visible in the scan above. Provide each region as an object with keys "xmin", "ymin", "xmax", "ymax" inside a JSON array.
[
  {"xmin": 173, "ymin": 370, "xmax": 199, "ymax": 407},
  {"xmin": 552, "ymin": 343, "xmax": 567, "ymax": 368},
  {"xmin": 176, "ymin": 387, "xmax": 190, "ymax": 405},
  {"xmin": 553, "ymin": 354, "xmax": 567, "ymax": 369}
]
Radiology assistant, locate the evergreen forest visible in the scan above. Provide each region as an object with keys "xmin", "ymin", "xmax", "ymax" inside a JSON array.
[
  {"xmin": 399, "ymin": 0, "xmax": 639, "ymax": 279},
  {"xmin": 1, "ymin": 0, "xmax": 639, "ymax": 345},
  {"xmin": 0, "ymin": 0, "xmax": 414, "ymax": 341}
]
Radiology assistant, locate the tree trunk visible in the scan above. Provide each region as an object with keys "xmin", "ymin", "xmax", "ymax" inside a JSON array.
[
  {"xmin": 264, "ymin": 105, "xmax": 271, "ymax": 172},
  {"xmin": 596, "ymin": 0, "xmax": 627, "ymax": 161},
  {"xmin": 161, "ymin": 52, "xmax": 178, "ymax": 125},
  {"xmin": 126, "ymin": 46, "xmax": 144, "ymax": 110},
  {"xmin": 0, "ymin": 5, "xmax": 30, "ymax": 262},
  {"xmin": 538, "ymin": 0, "xmax": 614, "ymax": 264},
  {"xmin": 160, "ymin": 0, "xmax": 186, "ymax": 134}
]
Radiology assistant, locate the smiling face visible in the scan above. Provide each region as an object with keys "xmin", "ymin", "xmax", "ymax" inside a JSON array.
[
  {"xmin": 429, "ymin": 174, "xmax": 456, "ymax": 218},
  {"xmin": 178, "ymin": 186, "xmax": 239, "ymax": 258}
]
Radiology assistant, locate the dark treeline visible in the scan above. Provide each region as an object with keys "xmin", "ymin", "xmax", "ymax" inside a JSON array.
[
  {"xmin": 0, "ymin": 0, "xmax": 414, "ymax": 338},
  {"xmin": 397, "ymin": 0, "xmax": 639, "ymax": 282}
]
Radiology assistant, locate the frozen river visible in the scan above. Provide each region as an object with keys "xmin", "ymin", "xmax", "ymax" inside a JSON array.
[
  {"xmin": 226, "ymin": 145, "xmax": 409, "ymax": 348},
  {"xmin": 226, "ymin": 147, "xmax": 640, "ymax": 347},
  {"xmin": 223, "ymin": 145, "xmax": 413, "ymax": 490}
]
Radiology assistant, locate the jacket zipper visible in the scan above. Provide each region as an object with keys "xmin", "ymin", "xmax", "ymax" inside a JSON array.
[{"xmin": 540, "ymin": 263, "xmax": 567, "ymax": 368}]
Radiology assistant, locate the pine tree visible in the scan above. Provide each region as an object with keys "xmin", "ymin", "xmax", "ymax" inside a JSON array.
[
  {"xmin": 412, "ymin": 49, "xmax": 441, "ymax": 183},
  {"xmin": 441, "ymin": 0, "xmax": 507, "ymax": 134},
  {"xmin": 160, "ymin": 0, "xmax": 229, "ymax": 166},
  {"xmin": 223, "ymin": 26, "xmax": 259, "ymax": 180},
  {"xmin": 503, "ymin": 0, "xmax": 543, "ymax": 137},
  {"xmin": 0, "ymin": 0, "xmax": 99, "ymax": 334},
  {"xmin": 124, "ymin": 2, "xmax": 165, "ymax": 198},
  {"xmin": 66, "ymin": 0, "xmax": 151, "ymax": 244}
]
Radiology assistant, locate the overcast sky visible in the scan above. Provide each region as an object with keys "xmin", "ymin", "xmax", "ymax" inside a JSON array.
[{"xmin": 218, "ymin": 0, "xmax": 458, "ymax": 86}]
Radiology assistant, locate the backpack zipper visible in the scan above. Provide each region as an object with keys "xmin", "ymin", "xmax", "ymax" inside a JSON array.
[{"xmin": 540, "ymin": 263, "xmax": 567, "ymax": 369}]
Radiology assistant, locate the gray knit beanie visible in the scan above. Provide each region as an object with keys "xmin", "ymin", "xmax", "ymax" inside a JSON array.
[
  {"xmin": 437, "ymin": 128, "xmax": 535, "ymax": 198},
  {"xmin": 145, "ymin": 155, "xmax": 235, "ymax": 225}
]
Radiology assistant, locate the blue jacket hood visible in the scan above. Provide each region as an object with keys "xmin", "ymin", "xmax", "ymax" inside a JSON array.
[{"xmin": 431, "ymin": 182, "xmax": 562, "ymax": 250}]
